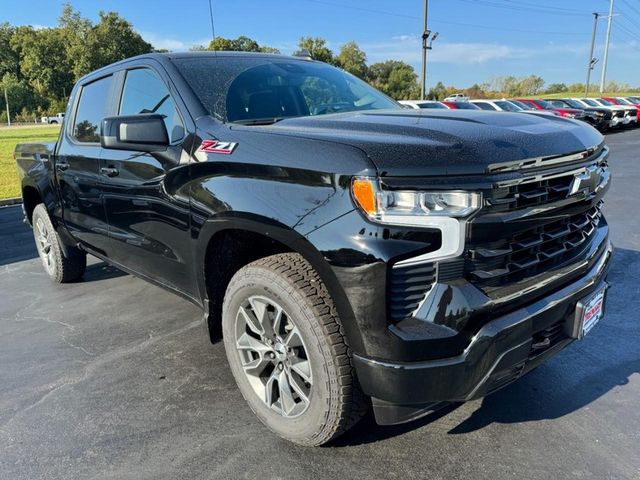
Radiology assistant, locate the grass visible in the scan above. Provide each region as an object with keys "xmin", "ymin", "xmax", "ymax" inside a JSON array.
[{"xmin": 0, "ymin": 125, "xmax": 60, "ymax": 200}]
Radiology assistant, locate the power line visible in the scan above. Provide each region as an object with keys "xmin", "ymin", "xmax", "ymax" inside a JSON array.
[
  {"xmin": 453, "ymin": 0, "xmax": 589, "ymax": 17},
  {"xmin": 301, "ymin": 0, "xmax": 585, "ymax": 36}
]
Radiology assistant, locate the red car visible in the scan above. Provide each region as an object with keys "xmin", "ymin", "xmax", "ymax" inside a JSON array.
[
  {"xmin": 514, "ymin": 98, "xmax": 585, "ymax": 119},
  {"xmin": 440, "ymin": 101, "xmax": 480, "ymax": 110}
]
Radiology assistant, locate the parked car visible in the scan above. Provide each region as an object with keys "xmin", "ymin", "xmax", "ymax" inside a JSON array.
[
  {"xmin": 471, "ymin": 99, "xmax": 521, "ymax": 112},
  {"xmin": 571, "ymin": 98, "xmax": 629, "ymax": 128},
  {"xmin": 14, "ymin": 52, "xmax": 613, "ymax": 446},
  {"xmin": 602, "ymin": 97, "xmax": 640, "ymax": 121},
  {"xmin": 514, "ymin": 98, "xmax": 586, "ymax": 120},
  {"xmin": 585, "ymin": 98, "xmax": 637, "ymax": 127},
  {"xmin": 549, "ymin": 99, "xmax": 611, "ymax": 132},
  {"xmin": 399, "ymin": 100, "xmax": 448, "ymax": 109},
  {"xmin": 509, "ymin": 99, "xmax": 560, "ymax": 116},
  {"xmin": 40, "ymin": 113, "xmax": 65, "ymax": 124},
  {"xmin": 443, "ymin": 93, "xmax": 469, "ymax": 102},
  {"xmin": 441, "ymin": 100, "xmax": 480, "ymax": 110}
]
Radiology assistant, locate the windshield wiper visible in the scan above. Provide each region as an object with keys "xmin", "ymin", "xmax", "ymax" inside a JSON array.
[{"xmin": 232, "ymin": 117, "xmax": 290, "ymax": 126}]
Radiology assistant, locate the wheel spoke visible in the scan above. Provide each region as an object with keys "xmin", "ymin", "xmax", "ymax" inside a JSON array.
[
  {"xmin": 238, "ymin": 305, "xmax": 264, "ymax": 336},
  {"xmin": 277, "ymin": 369, "xmax": 297, "ymax": 415},
  {"xmin": 236, "ymin": 332, "xmax": 271, "ymax": 354},
  {"xmin": 283, "ymin": 325, "xmax": 303, "ymax": 349},
  {"xmin": 248, "ymin": 297, "xmax": 276, "ymax": 338},
  {"xmin": 241, "ymin": 355, "xmax": 271, "ymax": 376},
  {"xmin": 264, "ymin": 369, "xmax": 279, "ymax": 407},
  {"xmin": 290, "ymin": 358, "xmax": 312, "ymax": 384},
  {"xmin": 286, "ymin": 369, "xmax": 310, "ymax": 404}
]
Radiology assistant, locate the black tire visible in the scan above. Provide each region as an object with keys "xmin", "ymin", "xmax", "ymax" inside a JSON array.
[
  {"xmin": 222, "ymin": 252, "xmax": 368, "ymax": 446},
  {"xmin": 32, "ymin": 204, "xmax": 86, "ymax": 283}
]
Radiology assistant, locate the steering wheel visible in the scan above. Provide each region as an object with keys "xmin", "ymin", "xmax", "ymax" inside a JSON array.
[{"xmin": 311, "ymin": 102, "xmax": 353, "ymax": 115}]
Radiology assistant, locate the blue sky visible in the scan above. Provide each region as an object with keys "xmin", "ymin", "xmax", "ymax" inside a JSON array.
[{"xmin": 2, "ymin": 0, "xmax": 639, "ymax": 88}]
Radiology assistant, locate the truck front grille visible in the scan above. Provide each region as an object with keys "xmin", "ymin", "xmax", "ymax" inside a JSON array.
[
  {"xmin": 466, "ymin": 201, "xmax": 603, "ymax": 288},
  {"xmin": 389, "ymin": 263, "xmax": 436, "ymax": 322}
]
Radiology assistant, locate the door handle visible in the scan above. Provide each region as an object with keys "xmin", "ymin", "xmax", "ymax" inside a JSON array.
[
  {"xmin": 55, "ymin": 162, "xmax": 69, "ymax": 171},
  {"xmin": 100, "ymin": 166, "xmax": 119, "ymax": 177}
]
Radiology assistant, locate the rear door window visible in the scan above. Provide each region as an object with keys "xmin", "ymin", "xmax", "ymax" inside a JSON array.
[{"xmin": 72, "ymin": 75, "xmax": 113, "ymax": 143}]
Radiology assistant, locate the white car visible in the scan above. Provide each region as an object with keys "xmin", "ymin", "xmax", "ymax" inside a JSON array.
[
  {"xmin": 443, "ymin": 93, "xmax": 469, "ymax": 102},
  {"xmin": 40, "ymin": 113, "xmax": 64, "ymax": 124},
  {"xmin": 399, "ymin": 100, "xmax": 448, "ymax": 110},
  {"xmin": 572, "ymin": 98, "xmax": 630, "ymax": 127},
  {"xmin": 472, "ymin": 99, "xmax": 558, "ymax": 117}
]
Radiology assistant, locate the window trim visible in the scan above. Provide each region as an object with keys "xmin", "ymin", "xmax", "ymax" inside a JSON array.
[{"xmin": 116, "ymin": 66, "xmax": 187, "ymax": 145}]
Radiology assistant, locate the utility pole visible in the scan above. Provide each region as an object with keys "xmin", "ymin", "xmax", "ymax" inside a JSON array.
[
  {"xmin": 585, "ymin": 13, "xmax": 599, "ymax": 97},
  {"xmin": 3, "ymin": 87, "xmax": 9, "ymax": 127},
  {"xmin": 600, "ymin": 0, "xmax": 615, "ymax": 93},
  {"xmin": 420, "ymin": 0, "xmax": 429, "ymax": 100}
]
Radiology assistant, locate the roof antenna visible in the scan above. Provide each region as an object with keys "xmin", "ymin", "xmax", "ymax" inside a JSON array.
[
  {"xmin": 208, "ymin": 0, "xmax": 215, "ymax": 41},
  {"xmin": 294, "ymin": 49, "xmax": 312, "ymax": 60}
]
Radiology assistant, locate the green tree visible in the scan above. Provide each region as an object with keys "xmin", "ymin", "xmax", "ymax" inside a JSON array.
[
  {"xmin": 294, "ymin": 37, "xmax": 334, "ymax": 64},
  {"xmin": 0, "ymin": 23, "xmax": 20, "ymax": 79},
  {"xmin": 207, "ymin": 35, "xmax": 279, "ymax": 53},
  {"xmin": 0, "ymin": 73, "xmax": 41, "ymax": 120},
  {"xmin": 367, "ymin": 60, "xmax": 419, "ymax": 100},
  {"xmin": 336, "ymin": 41, "xmax": 367, "ymax": 78},
  {"xmin": 84, "ymin": 11, "xmax": 152, "ymax": 73},
  {"xmin": 10, "ymin": 26, "xmax": 74, "ymax": 98},
  {"xmin": 545, "ymin": 83, "xmax": 568, "ymax": 94},
  {"xmin": 427, "ymin": 81, "xmax": 447, "ymax": 100}
]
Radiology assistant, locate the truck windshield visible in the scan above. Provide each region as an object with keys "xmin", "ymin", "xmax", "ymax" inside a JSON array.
[{"xmin": 173, "ymin": 55, "xmax": 400, "ymax": 124}]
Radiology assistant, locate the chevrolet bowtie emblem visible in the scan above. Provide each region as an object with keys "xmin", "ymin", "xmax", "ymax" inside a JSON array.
[{"xmin": 568, "ymin": 166, "xmax": 601, "ymax": 197}]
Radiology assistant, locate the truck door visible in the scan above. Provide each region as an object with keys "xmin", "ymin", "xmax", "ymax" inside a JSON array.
[
  {"xmin": 55, "ymin": 74, "xmax": 114, "ymax": 255},
  {"xmin": 99, "ymin": 66, "xmax": 194, "ymax": 296}
]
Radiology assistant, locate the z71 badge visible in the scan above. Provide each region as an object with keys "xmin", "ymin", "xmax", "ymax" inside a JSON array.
[{"xmin": 199, "ymin": 139, "xmax": 238, "ymax": 155}]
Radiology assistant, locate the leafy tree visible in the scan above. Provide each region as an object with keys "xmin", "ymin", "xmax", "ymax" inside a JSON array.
[
  {"xmin": 0, "ymin": 23, "xmax": 20, "ymax": 79},
  {"xmin": 336, "ymin": 41, "xmax": 367, "ymax": 78},
  {"xmin": 10, "ymin": 26, "xmax": 74, "ymax": 98},
  {"xmin": 84, "ymin": 11, "xmax": 152, "ymax": 74},
  {"xmin": 427, "ymin": 81, "xmax": 447, "ymax": 100},
  {"xmin": 0, "ymin": 73, "xmax": 41, "ymax": 119},
  {"xmin": 207, "ymin": 35, "xmax": 280, "ymax": 53},
  {"xmin": 545, "ymin": 83, "xmax": 568, "ymax": 94},
  {"xmin": 367, "ymin": 60, "xmax": 419, "ymax": 100},
  {"xmin": 294, "ymin": 37, "xmax": 334, "ymax": 64}
]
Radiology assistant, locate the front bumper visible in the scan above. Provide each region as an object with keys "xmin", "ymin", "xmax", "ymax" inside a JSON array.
[{"xmin": 354, "ymin": 239, "xmax": 613, "ymax": 425}]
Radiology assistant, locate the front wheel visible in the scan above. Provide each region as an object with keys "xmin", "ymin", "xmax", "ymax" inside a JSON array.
[
  {"xmin": 32, "ymin": 204, "xmax": 86, "ymax": 283},
  {"xmin": 222, "ymin": 253, "xmax": 368, "ymax": 446}
]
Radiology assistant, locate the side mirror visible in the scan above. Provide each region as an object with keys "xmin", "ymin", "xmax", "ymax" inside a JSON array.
[{"xmin": 101, "ymin": 114, "xmax": 169, "ymax": 152}]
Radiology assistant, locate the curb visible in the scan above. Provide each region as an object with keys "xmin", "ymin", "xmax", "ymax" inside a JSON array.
[{"xmin": 0, "ymin": 197, "xmax": 22, "ymax": 207}]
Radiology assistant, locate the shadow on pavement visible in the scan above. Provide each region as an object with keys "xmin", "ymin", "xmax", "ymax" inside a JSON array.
[{"xmin": 334, "ymin": 247, "xmax": 639, "ymax": 446}]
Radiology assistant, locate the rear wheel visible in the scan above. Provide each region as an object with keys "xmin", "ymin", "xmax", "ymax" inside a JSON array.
[
  {"xmin": 222, "ymin": 252, "xmax": 367, "ymax": 446},
  {"xmin": 32, "ymin": 204, "xmax": 86, "ymax": 283}
]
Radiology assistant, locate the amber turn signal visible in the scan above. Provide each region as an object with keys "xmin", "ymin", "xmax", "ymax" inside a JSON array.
[{"xmin": 351, "ymin": 178, "xmax": 377, "ymax": 216}]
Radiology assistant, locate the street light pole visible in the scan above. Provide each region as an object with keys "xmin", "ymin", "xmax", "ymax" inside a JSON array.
[
  {"xmin": 600, "ymin": 0, "xmax": 615, "ymax": 93},
  {"xmin": 4, "ymin": 87, "xmax": 10, "ymax": 127},
  {"xmin": 585, "ymin": 13, "xmax": 599, "ymax": 97},
  {"xmin": 420, "ymin": 0, "xmax": 428, "ymax": 100}
]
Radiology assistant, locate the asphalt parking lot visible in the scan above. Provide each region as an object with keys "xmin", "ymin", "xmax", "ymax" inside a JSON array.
[{"xmin": 1, "ymin": 129, "xmax": 639, "ymax": 480}]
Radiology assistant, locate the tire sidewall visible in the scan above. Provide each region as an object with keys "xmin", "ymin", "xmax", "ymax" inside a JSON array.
[
  {"xmin": 222, "ymin": 266, "xmax": 339, "ymax": 444},
  {"xmin": 32, "ymin": 204, "xmax": 61, "ymax": 282}
]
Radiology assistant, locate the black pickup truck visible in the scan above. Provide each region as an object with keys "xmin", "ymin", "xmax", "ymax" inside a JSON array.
[{"xmin": 15, "ymin": 52, "xmax": 612, "ymax": 446}]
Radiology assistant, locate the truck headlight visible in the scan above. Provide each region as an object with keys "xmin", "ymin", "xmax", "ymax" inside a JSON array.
[{"xmin": 351, "ymin": 177, "xmax": 481, "ymax": 227}]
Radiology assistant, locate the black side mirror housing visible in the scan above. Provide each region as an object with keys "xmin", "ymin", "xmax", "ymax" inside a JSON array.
[{"xmin": 101, "ymin": 114, "xmax": 169, "ymax": 152}]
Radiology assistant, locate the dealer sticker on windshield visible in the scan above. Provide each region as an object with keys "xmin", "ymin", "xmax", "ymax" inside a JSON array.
[{"xmin": 578, "ymin": 287, "xmax": 606, "ymax": 339}]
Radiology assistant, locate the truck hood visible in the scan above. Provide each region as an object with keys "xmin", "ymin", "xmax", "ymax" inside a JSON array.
[{"xmin": 250, "ymin": 110, "xmax": 603, "ymax": 176}]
